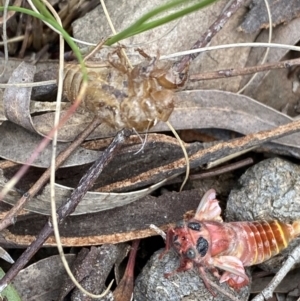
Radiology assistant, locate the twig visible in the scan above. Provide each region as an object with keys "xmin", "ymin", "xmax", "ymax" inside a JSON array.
[
  {"xmin": 121, "ymin": 119, "xmax": 300, "ymax": 189},
  {"xmin": 0, "ymin": 116, "xmax": 102, "ymax": 231},
  {"xmin": 166, "ymin": 157, "xmax": 254, "ymax": 185},
  {"xmin": 175, "ymin": 0, "xmax": 246, "ymax": 73},
  {"xmin": 189, "ymin": 57, "xmax": 300, "ymax": 81},
  {"xmin": 0, "ymin": 0, "xmax": 9, "ymax": 78},
  {"xmin": 251, "ymin": 244, "xmax": 300, "ymax": 301},
  {"xmin": 150, "ymin": 224, "xmax": 166, "ymax": 240},
  {"xmin": 0, "ymin": 129, "xmax": 127, "ymax": 292},
  {"xmin": 18, "ymin": 15, "xmax": 32, "ymax": 59}
]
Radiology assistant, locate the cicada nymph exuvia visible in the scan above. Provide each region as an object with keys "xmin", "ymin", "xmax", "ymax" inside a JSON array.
[
  {"xmin": 161, "ymin": 189, "xmax": 300, "ymax": 295},
  {"xmin": 62, "ymin": 49, "xmax": 188, "ymax": 131}
]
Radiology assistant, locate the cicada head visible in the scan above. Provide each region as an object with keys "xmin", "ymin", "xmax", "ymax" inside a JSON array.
[{"xmin": 172, "ymin": 218, "xmax": 212, "ymax": 265}]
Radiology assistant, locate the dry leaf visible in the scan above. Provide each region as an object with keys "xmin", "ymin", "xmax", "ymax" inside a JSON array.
[
  {"xmin": 12, "ymin": 254, "xmax": 75, "ymax": 301},
  {"xmin": 3, "ymin": 62, "xmax": 36, "ymax": 132},
  {"xmin": 240, "ymin": 17, "xmax": 300, "ymax": 115},
  {"xmin": 0, "ymin": 161, "xmax": 178, "ymax": 215},
  {"xmin": 0, "ymin": 121, "xmax": 101, "ymax": 167},
  {"xmin": 70, "ymin": 244, "xmax": 126, "ymax": 301},
  {"xmin": 239, "ymin": 0, "xmax": 300, "ymax": 33},
  {"xmin": 26, "ymin": 90, "xmax": 300, "ymax": 144},
  {"xmin": 3, "ymin": 87, "xmax": 300, "ymax": 216}
]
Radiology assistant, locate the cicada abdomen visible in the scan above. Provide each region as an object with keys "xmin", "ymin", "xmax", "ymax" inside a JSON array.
[{"xmin": 217, "ymin": 220, "xmax": 300, "ymax": 267}]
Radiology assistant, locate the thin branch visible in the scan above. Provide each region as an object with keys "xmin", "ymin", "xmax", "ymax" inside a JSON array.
[
  {"xmin": 0, "ymin": 0, "xmax": 9, "ymax": 78},
  {"xmin": 175, "ymin": 0, "xmax": 246, "ymax": 73},
  {"xmin": 161, "ymin": 43, "xmax": 300, "ymax": 60},
  {"xmin": 189, "ymin": 57, "xmax": 300, "ymax": 81},
  {"xmin": 0, "ymin": 129, "xmax": 127, "ymax": 292},
  {"xmin": 166, "ymin": 157, "xmax": 254, "ymax": 185}
]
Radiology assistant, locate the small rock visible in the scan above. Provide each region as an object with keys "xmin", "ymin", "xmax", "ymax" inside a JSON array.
[{"xmin": 134, "ymin": 249, "xmax": 250, "ymax": 301}]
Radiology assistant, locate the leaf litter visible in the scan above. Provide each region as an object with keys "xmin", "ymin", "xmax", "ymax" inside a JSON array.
[{"xmin": 1, "ymin": 0, "xmax": 300, "ymax": 300}]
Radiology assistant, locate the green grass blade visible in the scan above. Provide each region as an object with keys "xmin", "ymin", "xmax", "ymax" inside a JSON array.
[{"xmin": 0, "ymin": 268, "xmax": 22, "ymax": 301}]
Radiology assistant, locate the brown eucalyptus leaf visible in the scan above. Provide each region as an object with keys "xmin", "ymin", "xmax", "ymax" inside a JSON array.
[
  {"xmin": 3, "ymin": 61, "xmax": 36, "ymax": 133},
  {"xmin": 58, "ymin": 247, "xmax": 97, "ymax": 300},
  {"xmin": 113, "ymin": 240, "xmax": 139, "ymax": 301},
  {"xmin": 157, "ymin": 90, "xmax": 300, "ymax": 148},
  {"xmin": 3, "ymin": 87, "xmax": 300, "ymax": 216},
  {"xmin": 0, "ymin": 57, "xmax": 57, "ymax": 84},
  {"xmin": 0, "ymin": 188, "xmax": 210, "ymax": 247},
  {"xmin": 0, "ymin": 159, "xmax": 179, "ymax": 215},
  {"xmin": 240, "ymin": 17, "xmax": 300, "ymax": 115},
  {"xmin": 0, "ymin": 134, "xmax": 196, "ymax": 215},
  {"xmin": 11, "ymin": 254, "xmax": 75, "ymax": 301},
  {"xmin": 239, "ymin": 0, "xmax": 300, "ymax": 33},
  {"xmin": 0, "ymin": 121, "xmax": 101, "ymax": 167}
]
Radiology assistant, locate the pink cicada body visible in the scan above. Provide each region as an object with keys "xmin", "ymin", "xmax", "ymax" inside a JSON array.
[{"xmin": 161, "ymin": 189, "xmax": 300, "ymax": 294}]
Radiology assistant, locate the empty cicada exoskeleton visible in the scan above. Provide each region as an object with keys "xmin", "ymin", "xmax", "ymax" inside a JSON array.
[{"xmin": 63, "ymin": 50, "xmax": 188, "ymax": 131}]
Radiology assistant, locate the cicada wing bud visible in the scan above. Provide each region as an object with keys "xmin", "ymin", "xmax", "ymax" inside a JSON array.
[
  {"xmin": 195, "ymin": 189, "xmax": 222, "ymax": 221},
  {"xmin": 220, "ymin": 272, "xmax": 249, "ymax": 290},
  {"xmin": 213, "ymin": 256, "xmax": 249, "ymax": 289}
]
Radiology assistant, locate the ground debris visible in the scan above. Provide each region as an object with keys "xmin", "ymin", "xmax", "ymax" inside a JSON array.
[{"xmin": 239, "ymin": 0, "xmax": 300, "ymax": 33}]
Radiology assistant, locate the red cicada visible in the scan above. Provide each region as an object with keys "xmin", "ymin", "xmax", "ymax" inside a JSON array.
[{"xmin": 161, "ymin": 189, "xmax": 300, "ymax": 294}]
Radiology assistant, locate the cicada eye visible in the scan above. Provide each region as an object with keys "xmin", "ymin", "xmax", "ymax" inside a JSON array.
[
  {"xmin": 187, "ymin": 221, "xmax": 201, "ymax": 231},
  {"xmin": 197, "ymin": 237, "xmax": 208, "ymax": 257},
  {"xmin": 185, "ymin": 248, "xmax": 196, "ymax": 259}
]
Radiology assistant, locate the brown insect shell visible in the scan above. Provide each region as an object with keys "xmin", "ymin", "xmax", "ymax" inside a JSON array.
[
  {"xmin": 120, "ymin": 60, "xmax": 176, "ymax": 130},
  {"xmin": 63, "ymin": 63, "xmax": 126, "ymax": 129},
  {"xmin": 63, "ymin": 57, "xmax": 187, "ymax": 132},
  {"xmin": 154, "ymin": 65, "xmax": 189, "ymax": 90}
]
